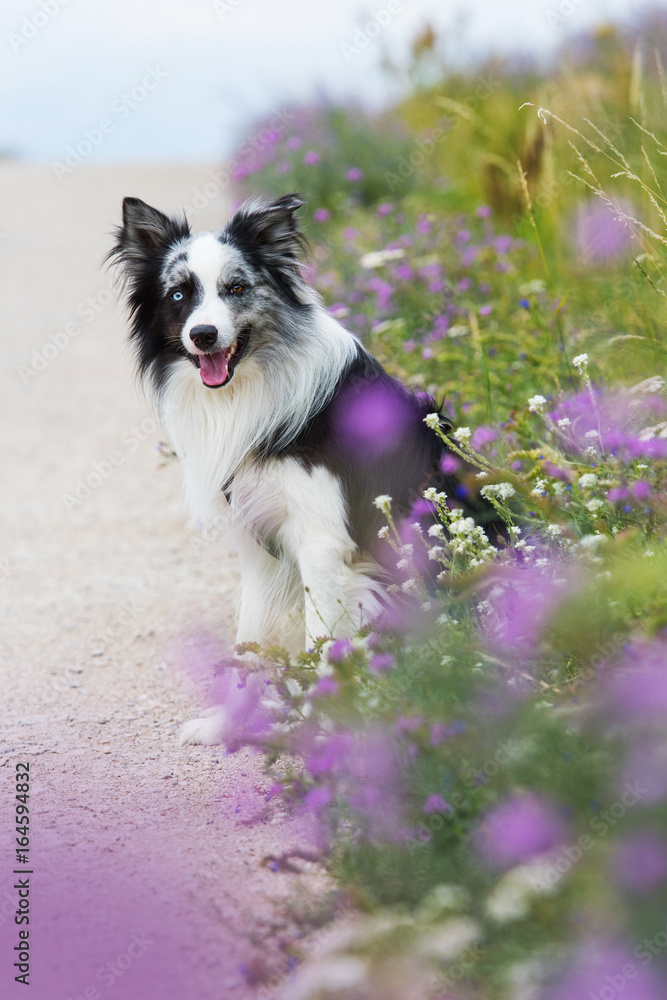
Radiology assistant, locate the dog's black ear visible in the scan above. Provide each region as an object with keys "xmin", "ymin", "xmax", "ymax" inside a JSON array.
[
  {"xmin": 106, "ymin": 197, "xmax": 190, "ymax": 280},
  {"xmin": 224, "ymin": 193, "xmax": 309, "ymax": 301}
]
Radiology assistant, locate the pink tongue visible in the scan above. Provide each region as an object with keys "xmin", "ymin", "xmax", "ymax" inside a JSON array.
[{"xmin": 199, "ymin": 351, "xmax": 229, "ymax": 386}]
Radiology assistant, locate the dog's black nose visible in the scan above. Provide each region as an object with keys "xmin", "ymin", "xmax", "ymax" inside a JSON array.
[{"xmin": 190, "ymin": 324, "xmax": 218, "ymax": 350}]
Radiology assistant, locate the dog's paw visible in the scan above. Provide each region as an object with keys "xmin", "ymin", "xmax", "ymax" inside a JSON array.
[{"xmin": 179, "ymin": 706, "xmax": 227, "ymax": 746}]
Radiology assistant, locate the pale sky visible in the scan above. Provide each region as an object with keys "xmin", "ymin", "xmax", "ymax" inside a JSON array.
[{"xmin": 1, "ymin": 0, "xmax": 663, "ymax": 163}]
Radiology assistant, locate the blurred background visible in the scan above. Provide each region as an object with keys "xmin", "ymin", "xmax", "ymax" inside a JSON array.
[{"xmin": 0, "ymin": 0, "xmax": 663, "ymax": 163}]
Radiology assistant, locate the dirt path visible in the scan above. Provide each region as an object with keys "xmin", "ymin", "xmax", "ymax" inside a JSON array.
[{"xmin": 0, "ymin": 163, "xmax": 321, "ymax": 999}]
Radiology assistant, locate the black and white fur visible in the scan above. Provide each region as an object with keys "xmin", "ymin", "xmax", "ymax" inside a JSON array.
[{"xmin": 109, "ymin": 193, "xmax": 445, "ymax": 744}]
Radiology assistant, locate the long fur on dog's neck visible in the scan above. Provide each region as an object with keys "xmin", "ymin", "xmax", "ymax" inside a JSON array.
[{"xmin": 156, "ymin": 306, "xmax": 360, "ymax": 527}]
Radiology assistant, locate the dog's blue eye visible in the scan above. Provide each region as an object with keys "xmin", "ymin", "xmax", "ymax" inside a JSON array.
[{"xmin": 172, "ymin": 290, "xmax": 183, "ymax": 301}]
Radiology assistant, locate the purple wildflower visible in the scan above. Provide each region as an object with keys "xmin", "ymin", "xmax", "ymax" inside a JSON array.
[
  {"xmin": 331, "ymin": 380, "xmax": 418, "ymax": 459},
  {"xmin": 423, "ymin": 794, "xmax": 453, "ymax": 815},
  {"xmin": 606, "ymin": 640, "xmax": 667, "ymax": 722},
  {"xmin": 612, "ymin": 831, "xmax": 667, "ymax": 892},
  {"xmin": 370, "ymin": 653, "xmax": 396, "ymax": 673},
  {"xmin": 313, "ymin": 208, "xmax": 330, "ymax": 223},
  {"xmin": 476, "ymin": 793, "xmax": 569, "ymax": 868},
  {"xmin": 574, "ymin": 198, "xmax": 638, "ymax": 263},
  {"xmin": 328, "ymin": 638, "xmax": 354, "ymax": 662},
  {"xmin": 314, "ymin": 676, "xmax": 339, "ymax": 697},
  {"xmin": 303, "ymin": 150, "xmax": 321, "ymax": 166},
  {"xmin": 346, "ymin": 167, "xmax": 364, "ymax": 181},
  {"xmin": 376, "ymin": 202, "xmax": 394, "ymax": 217},
  {"xmin": 545, "ymin": 941, "xmax": 665, "ymax": 1000}
]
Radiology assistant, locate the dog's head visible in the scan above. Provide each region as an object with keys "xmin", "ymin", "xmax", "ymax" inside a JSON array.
[{"xmin": 108, "ymin": 193, "xmax": 310, "ymax": 389}]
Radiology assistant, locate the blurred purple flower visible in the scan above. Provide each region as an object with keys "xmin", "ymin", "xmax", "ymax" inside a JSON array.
[
  {"xmin": 328, "ymin": 638, "xmax": 354, "ymax": 662},
  {"xmin": 306, "ymin": 732, "xmax": 354, "ymax": 776},
  {"xmin": 377, "ymin": 203, "xmax": 394, "ymax": 216},
  {"xmin": 486, "ymin": 564, "xmax": 568, "ymax": 659},
  {"xmin": 621, "ymin": 737, "xmax": 667, "ymax": 804},
  {"xmin": 456, "ymin": 277, "xmax": 472, "ymax": 293},
  {"xmin": 394, "ymin": 263, "xmax": 413, "ymax": 281},
  {"xmin": 416, "ymin": 215, "xmax": 432, "ymax": 234},
  {"xmin": 342, "ymin": 226, "xmax": 359, "ymax": 241},
  {"xmin": 303, "ymin": 150, "xmax": 321, "ymax": 165},
  {"xmin": 313, "ymin": 208, "xmax": 330, "ymax": 222},
  {"xmin": 476, "ymin": 793, "xmax": 568, "ymax": 868},
  {"xmin": 612, "ymin": 831, "xmax": 667, "ymax": 892},
  {"xmin": 495, "ymin": 235, "xmax": 512, "ymax": 253},
  {"xmin": 477, "ymin": 205, "xmax": 492, "ymax": 218},
  {"xmin": 574, "ymin": 198, "xmax": 638, "ymax": 263},
  {"xmin": 471, "ymin": 425, "xmax": 497, "ymax": 450},
  {"xmin": 286, "ymin": 136, "xmax": 302, "ymax": 149},
  {"xmin": 370, "ymin": 653, "xmax": 396, "ymax": 673},
  {"xmin": 479, "ymin": 304, "xmax": 493, "ymax": 316},
  {"xmin": 423, "ymin": 794, "xmax": 453, "ymax": 815},
  {"xmin": 606, "ymin": 640, "xmax": 667, "ymax": 722},
  {"xmin": 403, "ymin": 338, "xmax": 415, "ymax": 352},
  {"xmin": 422, "ymin": 347, "xmax": 433, "ymax": 359},
  {"xmin": 346, "ymin": 167, "xmax": 364, "ymax": 181},
  {"xmin": 545, "ymin": 941, "xmax": 665, "ymax": 1000},
  {"xmin": 440, "ymin": 454, "xmax": 460, "ymax": 473},
  {"xmin": 314, "ymin": 676, "xmax": 340, "ymax": 697},
  {"xmin": 303, "ymin": 786, "xmax": 333, "ymax": 811},
  {"xmin": 550, "ymin": 389, "xmax": 666, "ymax": 460},
  {"xmin": 331, "ymin": 379, "xmax": 419, "ymax": 459}
]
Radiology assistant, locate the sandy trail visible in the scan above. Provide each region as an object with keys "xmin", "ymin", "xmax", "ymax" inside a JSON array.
[{"xmin": 0, "ymin": 163, "xmax": 320, "ymax": 999}]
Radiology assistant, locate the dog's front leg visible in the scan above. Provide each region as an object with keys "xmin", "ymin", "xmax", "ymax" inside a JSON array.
[{"xmin": 279, "ymin": 463, "xmax": 358, "ymax": 646}]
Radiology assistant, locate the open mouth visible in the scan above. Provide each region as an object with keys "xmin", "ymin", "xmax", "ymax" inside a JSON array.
[{"xmin": 193, "ymin": 328, "xmax": 250, "ymax": 388}]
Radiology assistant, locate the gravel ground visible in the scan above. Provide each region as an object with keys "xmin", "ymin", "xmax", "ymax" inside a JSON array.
[{"xmin": 0, "ymin": 162, "xmax": 325, "ymax": 1000}]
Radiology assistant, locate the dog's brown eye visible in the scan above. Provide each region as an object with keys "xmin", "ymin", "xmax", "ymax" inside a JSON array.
[{"xmin": 230, "ymin": 283, "xmax": 244, "ymax": 294}]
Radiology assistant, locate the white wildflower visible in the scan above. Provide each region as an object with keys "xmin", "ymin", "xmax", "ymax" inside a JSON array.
[
  {"xmin": 528, "ymin": 394, "xmax": 547, "ymax": 415},
  {"xmin": 519, "ymin": 278, "xmax": 546, "ymax": 295},
  {"xmin": 557, "ymin": 417, "xmax": 571, "ymax": 428},
  {"xmin": 401, "ymin": 544, "xmax": 414, "ymax": 556},
  {"xmin": 377, "ymin": 526, "xmax": 389, "ymax": 539},
  {"xmin": 428, "ymin": 546, "xmax": 446, "ymax": 560},
  {"xmin": 630, "ymin": 375, "xmax": 665, "ymax": 394},
  {"xmin": 552, "ymin": 481, "xmax": 565, "ymax": 495},
  {"xmin": 428, "ymin": 524, "xmax": 445, "ymax": 539},
  {"xmin": 531, "ymin": 479, "xmax": 547, "ymax": 497},
  {"xmin": 578, "ymin": 473, "xmax": 597, "ymax": 489},
  {"xmin": 480, "ymin": 483, "xmax": 516, "ymax": 502},
  {"xmin": 546, "ymin": 524, "xmax": 562, "ymax": 537},
  {"xmin": 586, "ymin": 499, "xmax": 604, "ymax": 512},
  {"xmin": 423, "ymin": 487, "xmax": 437, "ymax": 501},
  {"xmin": 396, "ymin": 558, "xmax": 411, "ymax": 571},
  {"xmin": 584, "ymin": 430, "xmax": 599, "ymax": 439},
  {"xmin": 360, "ymin": 248, "xmax": 405, "ymax": 269},
  {"xmin": 453, "ymin": 426, "xmax": 471, "ymax": 444},
  {"xmin": 401, "ymin": 578, "xmax": 418, "ymax": 593},
  {"xmin": 573, "ymin": 353, "xmax": 589, "ymax": 369},
  {"xmin": 373, "ymin": 494, "xmax": 392, "ymax": 513},
  {"xmin": 424, "ymin": 412, "xmax": 441, "ymax": 430}
]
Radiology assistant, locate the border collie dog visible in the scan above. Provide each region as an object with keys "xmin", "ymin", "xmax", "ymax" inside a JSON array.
[{"xmin": 110, "ymin": 193, "xmax": 445, "ymax": 742}]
